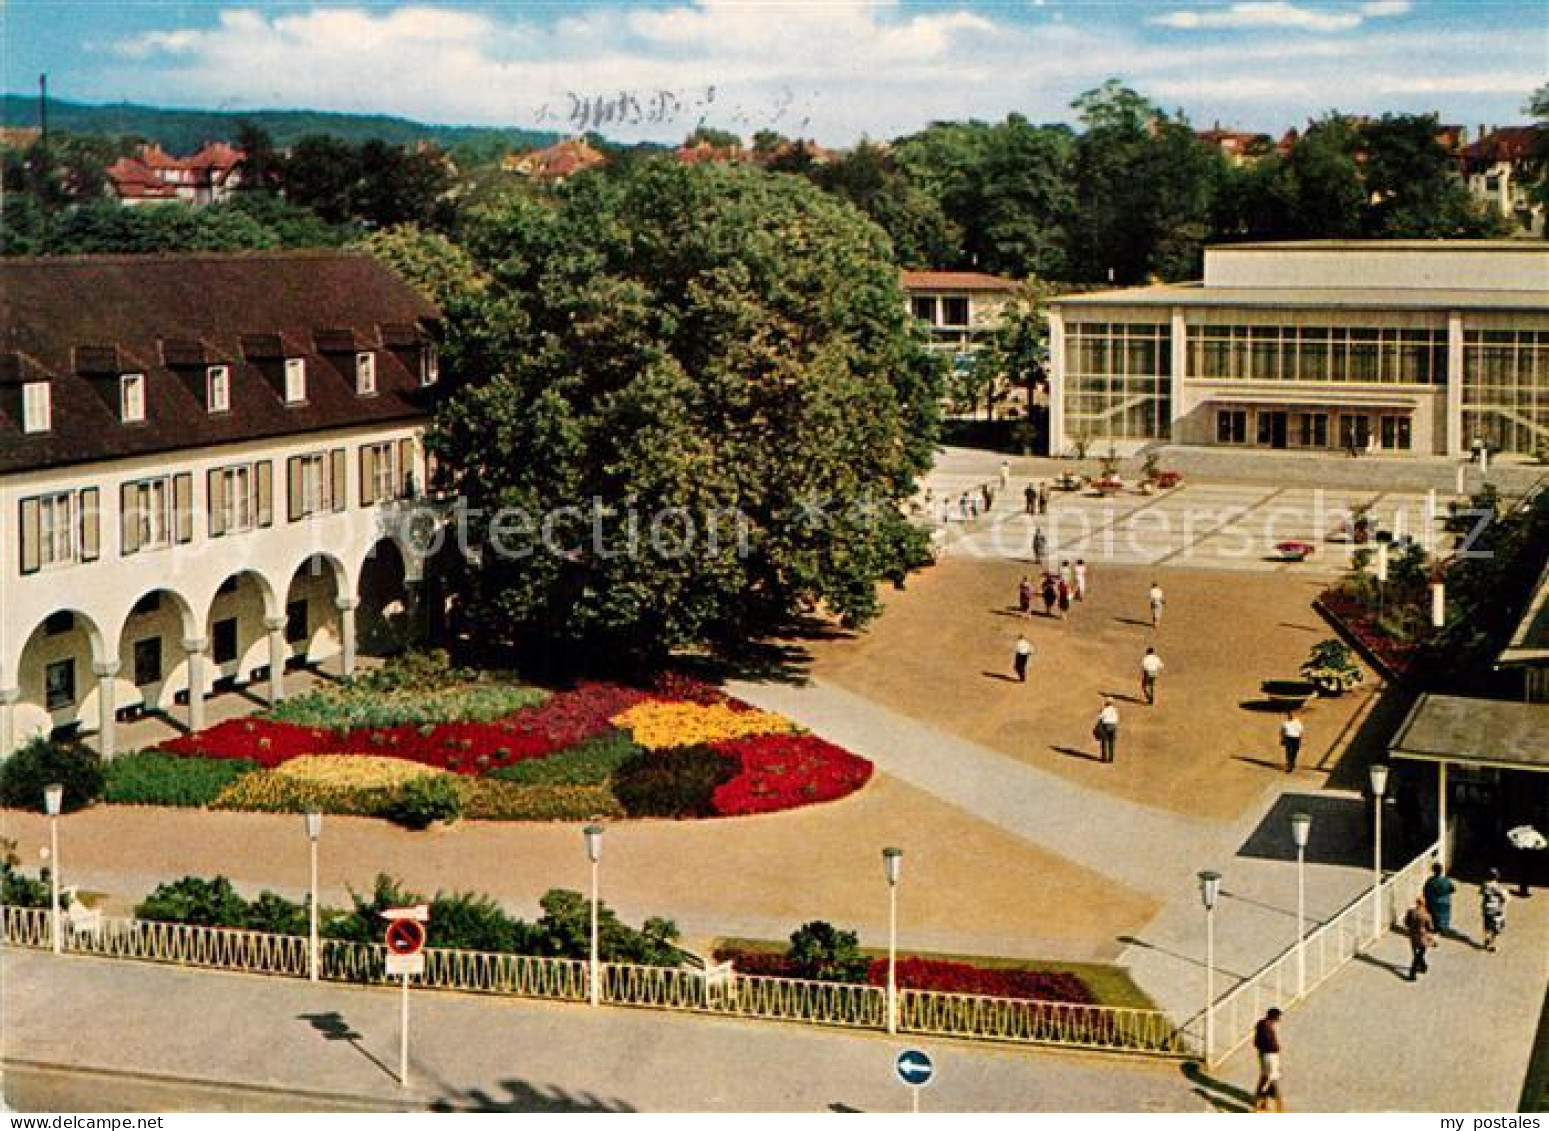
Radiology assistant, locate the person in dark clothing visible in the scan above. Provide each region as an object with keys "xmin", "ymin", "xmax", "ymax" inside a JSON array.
[
  {"xmin": 1403, "ymin": 898, "xmax": 1436, "ymax": 980},
  {"xmin": 1040, "ymin": 573, "xmax": 1058, "ymax": 617},
  {"xmin": 1252, "ymin": 1008, "xmax": 1285, "ymax": 1112},
  {"xmin": 1423, "ymin": 863, "xmax": 1456, "ymax": 935},
  {"xmin": 1024, "ymin": 484, "xmax": 1038, "ymax": 516}
]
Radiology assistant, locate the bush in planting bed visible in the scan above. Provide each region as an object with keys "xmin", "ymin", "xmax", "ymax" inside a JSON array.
[
  {"xmin": 612, "ymin": 746, "xmax": 740, "ymax": 818},
  {"xmin": 104, "ymin": 751, "xmax": 258, "ymax": 807},
  {"xmin": 0, "ymin": 736, "xmax": 104, "ymax": 813},
  {"xmin": 380, "ymin": 776, "xmax": 463, "ymax": 829},
  {"xmin": 487, "ymin": 730, "xmax": 643, "ymax": 786}
]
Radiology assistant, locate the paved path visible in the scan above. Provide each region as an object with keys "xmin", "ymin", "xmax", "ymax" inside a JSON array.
[{"xmin": 0, "ymin": 950, "xmax": 1196, "ymax": 1113}]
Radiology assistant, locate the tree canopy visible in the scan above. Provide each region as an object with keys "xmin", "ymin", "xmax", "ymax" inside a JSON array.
[{"xmin": 431, "ymin": 162, "xmax": 941, "ymax": 664}]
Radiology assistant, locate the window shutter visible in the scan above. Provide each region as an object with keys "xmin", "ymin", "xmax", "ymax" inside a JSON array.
[
  {"xmin": 120, "ymin": 483, "xmax": 140, "ymax": 555},
  {"xmin": 20, "ymin": 497, "xmax": 41, "ymax": 574},
  {"xmin": 359, "ymin": 444, "xmax": 377, "ymax": 507},
  {"xmin": 255, "ymin": 460, "xmax": 273, "ymax": 527},
  {"xmin": 397, "ymin": 438, "xmax": 414, "ymax": 498},
  {"xmin": 79, "ymin": 488, "xmax": 100, "ymax": 562},
  {"xmin": 287, "ymin": 457, "xmax": 303, "ymax": 522},
  {"xmin": 330, "ymin": 448, "xmax": 347, "ymax": 512},
  {"xmin": 173, "ymin": 473, "xmax": 193, "ymax": 544},
  {"xmin": 209, "ymin": 468, "xmax": 227, "ymax": 537}
]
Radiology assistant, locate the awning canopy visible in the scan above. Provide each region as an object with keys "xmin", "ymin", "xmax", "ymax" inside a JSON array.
[
  {"xmin": 1199, "ymin": 392, "xmax": 1420, "ymax": 411},
  {"xmin": 1390, "ymin": 693, "xmax": 1549, "ymax": 773}
]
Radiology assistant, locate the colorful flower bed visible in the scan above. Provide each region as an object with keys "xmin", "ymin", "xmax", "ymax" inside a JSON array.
[
  {"xmin": 1315, "ymin": 589, "xmax": 1420, "ymax": 678},
  {"xmin": 713, "ymin": 948, "xmax": 1096, "ymax": 1004},
  {"xmin": 146, "ymin": 670, "xmax": 872, "ymax": 826}
]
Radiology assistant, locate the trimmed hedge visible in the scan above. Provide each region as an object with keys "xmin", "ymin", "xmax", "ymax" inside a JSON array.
[{"xmin": 105, "ymin": 752, "xmax": 257, "ymax": 807}]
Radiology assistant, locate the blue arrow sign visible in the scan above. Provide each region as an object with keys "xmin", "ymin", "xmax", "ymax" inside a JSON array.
[{"xmin": 895, "ymin": 1049, "xmax": 935, "ymax": 1088}]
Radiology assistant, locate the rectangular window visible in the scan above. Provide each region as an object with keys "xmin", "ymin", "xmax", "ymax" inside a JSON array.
[
  {"xmin": 360, "ymin": 441, "xmax": 399, "ymax": 506},
  {"xmin": 1216, "ymin": 410, "xmax": 1248, "ymax": 445},
  {"xmin": 120, "ymin": 373, "xmax": 146, "ymax": 423},
  {"xmin": 301, "ymin": 454, "xmax": 325, "ymax": 514},
  {"xmin": 420, "ymin": 345, "xmax": 439, "ymax": 387},
  {"xmin": 1380, "ymin": 415, "xmax": 1413, "ymax": 451},
  {"xmin": 1339, "ymin": 414, "xmax": 1372, "ymax": 450},
  {"xmin": 284, "ymin": 358, "xmax": 307, "ymax": 404},
  {"xmin": 133, "ymin": 638, "xmax": 163, "ymax": 687},
  {"xmin": 45, "ymin": 660, "xmax": 75, "ymax": 711},
  {"xmin": 39, "ymin": 492, "xmax": 76, "ymax": 567},
  {"xmin": 206, "ymin": 365, "xmax": 231, "ymax": 414},
  {"xmin": 942, "ymin": 297, "xmax": 969, "ymax": 327},
  {"xmin": 910, "ymin": 296, "xmax": 937, "ymax": 324},
  {"xmin": 225, "ymin": 465, "xmax": 253, "ymax": 532},
  {"xmin": 22, "ymin": 382, "xmax": 51, "ymax": 433},
  {"xmin": 212, "ymin": 618, "xmax": 239, "ymax": 666},
  {"xmin": 121, "ymin": 476, "xmax": 172, "ymax": 554},
  {"xmin": 1297, "ymin": 413, "xmax": 1330, "ymax": 448},
  {"xmin": 286, "ymin": 600, "xmax": 308, "ymax": 645},
  {"xmin": 356, "ymin": 351, "xmax": 377, "ymax": 396}
]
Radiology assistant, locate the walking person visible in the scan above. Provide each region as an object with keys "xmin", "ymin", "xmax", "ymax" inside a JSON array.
[
  {"xmin": 1012, "ymin": 634, "xmax": 1032, "ymax": 682},
  {"xmin": 1038, "ymin": 483, "xmax": 1050, "ymax": 515},
  {"xmin": 1148, "ymin": 581, "xmax": 1165, "ymax": 629},
  {"xmin": 1280, "ymin": 711, "xmax": 1304, "ymax": 774},
  {"xmin": 1017, "ymin": 575, "xmax": 1034, "ymax": 616},
  {"xmin": 1481, "ymin": 869, "xmax": 1509, "ymax": 952},
  {"xmin": 1024, "ymin": 484, "xmax": 1038, "ymax": 516},
  {"xmin": 1040, "ymin": 573, "xmax": 1058, "ymax": 618},
  {"xmin": 958, "ymin": 493, "xmax": 969, "ymax": 521},
  {"xmin": 1073, "ymin": 558, "xmax": 1088, "ymax": 601},
  {"xmin": 1140, "ymin": 647, "xmax": 1163, "ymax": 705},
  {"xmin": 1251, "ymin": 1008, "xmax": 1286, "ymax": 1113},
  {"xmin": 999, "ymin": 459, "xmax": 1010, "ymax": 489},
  {"xmin": 1059, "ymin": 558, "xmax": 1075, "ymax": 591},
  {"xmin": 1032, "ymin": 527, "xmax": 1049, "ymax": 568},
  {"xmin": 981, "ymin": 483, "xmax": 993, "ymax": 512},
  {"xmin": 1094, "ymin": 698, "xmax": 1119, "ymax": 763},
  {"xmin": 1403, "ymin": 897, "xmax": 1436, "ymax": 981},
  {"xmin": 1423, "ymin": 863, "xmax": 1456, "ymax": 936},
  {"xmin": 1057, "ymin": 576, "xmax": 1072, "ymax": 619}
]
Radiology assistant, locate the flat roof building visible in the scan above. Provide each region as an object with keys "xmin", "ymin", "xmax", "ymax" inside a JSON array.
[{"xmin": 1049, "ymin": 240, "xmax": 1549, "ymax": 459}]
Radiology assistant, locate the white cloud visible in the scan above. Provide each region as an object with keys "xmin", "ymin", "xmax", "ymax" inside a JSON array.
[
  {"xmin": 1150, "ymin": 1, "xmax": 1410, "ymax": 33},
  {"xmin": 85, "ymin": 3, "xmax": 1541, "ymax": 143}
]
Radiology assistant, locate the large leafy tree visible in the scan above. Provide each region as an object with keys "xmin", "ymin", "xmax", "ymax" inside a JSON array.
[
  {"xmin": 811, "ymin": 141, "xmax": 960, "ymax": 267},
  {"xmin": 432, "ymin": 162, "xmax": 941, "ymax": 664},
  {"xmin": 1360, "ymin": 113, "xmax": 1501, "ymax": 237}
]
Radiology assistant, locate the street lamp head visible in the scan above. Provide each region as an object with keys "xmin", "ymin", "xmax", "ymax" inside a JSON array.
[
  {"xmin": 883, "ymin": 847, "xmax": 903, "ymax": 887},
  {"xmin": 1198, "ymin": 869, "xmax": 1222, "ymax": 911},
  {"xmin": 583, "ymin": 824, "xmax": 605, "ymax": 864},
  {"xmin": 1290, "ymin": 811, "xmax": 1312, "ymax": 850},
  {"xmin": 43, "ymin": 783, "xmax": 63, "ymax": 817},
  {"xmin": 304, "ymin": 810, "xmax": 323, "ymax": 842},
  {"xmin": 1369, "ymin": 762, "xmax": 1390, "ymax": 798}
]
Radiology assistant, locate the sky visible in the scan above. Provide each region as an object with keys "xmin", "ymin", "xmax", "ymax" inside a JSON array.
[{"xmin": 3, "ymin": 1, "xmax": 1545, "ymax": 144}]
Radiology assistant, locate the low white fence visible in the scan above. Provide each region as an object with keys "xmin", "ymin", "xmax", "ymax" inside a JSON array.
[{"xmin": 1205, "ymin": 838, "xmax": 1441, "ymax": 1064}]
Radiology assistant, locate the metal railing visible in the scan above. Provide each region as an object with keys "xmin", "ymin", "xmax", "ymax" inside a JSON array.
[
  {"xmin": 1205, "ymin": 838, "xmax": 1441, "ymax": 1063},
  {"xmin": 1, "ymin": 905, "xmax": 1187, "ymax": 1057}
]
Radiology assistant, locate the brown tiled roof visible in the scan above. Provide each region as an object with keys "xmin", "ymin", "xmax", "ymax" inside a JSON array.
[
  {"xmin": 900, "ymin": 270, "xmax": 1018, "ymax": 293},
  {"xmin": 0, "ymin": 252, "xmax": 440, "ymax": 474},
  {"xmin": 1461, "ymin": 126, "xmax": 1542, "ymax": 166},
  {"xmin": 106, "ymin": 156, "xmax": 179, "ymax": 200}
]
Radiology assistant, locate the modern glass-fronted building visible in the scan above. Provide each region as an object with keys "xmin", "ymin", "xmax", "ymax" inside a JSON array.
[{"xmin": 1049, "ymin": 241, "xmax": 1549, "ymax": 458}]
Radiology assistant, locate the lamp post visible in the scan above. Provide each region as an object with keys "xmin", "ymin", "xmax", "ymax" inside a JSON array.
[
  {"xmin": 1430, "ymin": 580, "xmax": 1446, "ymax": 629},
  {"xmin": 1290, "ymin": 811, "xmax": 1312, "ymax": 998},
  {"xmin": 1375, "ymin": 540, "xmax": 1389, "ymax": 625},
  {"xmin": 883, "ymin": 847, "xmax": 903, "ymax": 1035},
  {"xmin": 1370, "ymin": 763, "xmax": 1389, "ymax": 942},
  {"xmin": 304, "ymin": 810, "xmax": 322, "ymax": 982},
  {"xmin": 1198, "ymin": 870, "xmax": 1221, "ymax": 1067},
  {"xmin": 584, "ymin": 824, "xmax": 604, "ymax": 1007},
  {"xmin": 44, "ymin": 783, "xmax": 63, "ymax": 955}
]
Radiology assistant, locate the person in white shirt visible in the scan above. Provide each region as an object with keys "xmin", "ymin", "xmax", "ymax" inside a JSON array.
[
  {"xmin": 1095, "ymin": 698, "xmax": 1120, "ymax": 763},
  {"xmin": 1148, "ymin": 582, "xmax": 1165, "ymax": 629},
  {"xmin": 1073, "ymin": 559, "xmax": 1088, "ymax": 601},
  {"xmin": 1280, "ymin": 711, "xmax": 1304, "ymax": 773},
  {"xmin": 1140, "ymin": 648, "xmax": 1164, "ymax": 705},
  {"xmin": 999, "ymin": 459, "xmax": 1010, "ymax": 489},
  {"xmin": 1013, "ymin": 634, "xmax": 1033, "ymax": 682}
]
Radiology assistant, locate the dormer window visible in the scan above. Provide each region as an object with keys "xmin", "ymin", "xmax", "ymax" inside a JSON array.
[
  {"xmin": 420, "ymin": 344, "xmax": 440, "ymax": 387},
  {"xmin": 120, "ymin": 373, "xmax": 146, "ymax": 423},
  {"xmin": 356, "ymin": 351, "xmax": 377, "ymax": 396},
  {"xmin": 284, "ymin": 358, "xmax": 307, "ymax": 404},
  {"xmin": 22, "ymin": 382, "xmax": 51, "ymax": 433},
  {"xmin": 206, "ymin": 365, "xmax": 231, "ymax": 414}
]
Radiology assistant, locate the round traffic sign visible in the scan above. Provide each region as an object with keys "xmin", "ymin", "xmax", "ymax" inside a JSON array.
[
  {"xmin": 894, "ymin": 1049, "xmax": 935, "ymax": 1088},
  {"xmin": 385, "ymin": 917, "xmax": 426, "ymax": 956}
]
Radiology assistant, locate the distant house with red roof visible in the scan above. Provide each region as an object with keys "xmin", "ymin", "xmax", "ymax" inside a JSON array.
[
  {"xmin": 106, "ymin": 141, "xmax": 246, "ymax": 207},
  {"xmin": 673, "ymin": 140, "xmax": 743, "ymax": 166},
  {"xmin": 1196, "ymin": 126, "xmax": 1274, "ymax": 166},
  {"xmin": 502, "ymin": 138, "xmax": 607, "ymax": 183},
  {"xmin": 1460, "ymin": 126, "xmax": 1545, "ymax": 237},
  {"xmin": 900, "ymin": 270, "xmax": 1018, "ymax": 358}
]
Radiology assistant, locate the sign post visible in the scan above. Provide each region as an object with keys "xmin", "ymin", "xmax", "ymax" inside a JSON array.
[
  {"xmin": 894, "ymin": 1048, "xmax": 935, "ymax": 1113},
  {"xmin": 383, "ymin": 905, "xmax": 429, "ymax": 1090}
]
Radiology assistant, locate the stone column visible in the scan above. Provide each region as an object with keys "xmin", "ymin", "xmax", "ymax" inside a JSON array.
[
  {"xmin": 335, "ymin": 597, "xmax": 359, "ymax": 679},
  {"xmin": 93, "ymin": 660, "xmax": 121, "ymax": 759},
  {"xmin": 182, "ymin": 637, "xmax": 208, "ymax": 733},
  {"xmin": 1047, "ymin": 306, "xmax": 1066, "ymax": 457},
  {"xmin": 1445, "ymin": 310, "xmax": 1465, "ymax": 458},
  {"xmin": 0, "ymin": 687, "xmax": 19, "ymax": 757},
  {"xmin": 264, "ymin": 616, "xmax": 289, "ymax": 705},
  {"xmin": 1169, "ymin": 306, "xmax": 1188, "ymax": 441}
]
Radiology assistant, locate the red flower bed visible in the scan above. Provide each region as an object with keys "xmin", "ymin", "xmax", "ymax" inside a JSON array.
[
  {"xmin": 708, "ymin": 733, "xmax": 874, "ymax": 816},
  {"xmin": 865, "ymin": 957, "xmax": 1096, "ymax": 1004},
  {"xmin": 498, "ymin": 681, "xmax": 656, "ymax": 749},
  {"xmin": 1317, "ymin": 589, "xmax": 1420, "ymax": 676},
  {"xmin": 162, "ymin": 719, "xmax": 324, "ymax": 768}
]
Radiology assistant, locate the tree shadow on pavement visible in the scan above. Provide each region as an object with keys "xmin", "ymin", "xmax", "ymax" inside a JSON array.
[
  {"xmin": 296, "ymin": 1012, "xmax": 398, "ymax": 1083},
  {"xmin": 429, "ymin": 1080, "xmax": 636, "ymax": 1112},
  {"xmin": 1181, "ymin": 1061, "xmax": 1253, "ymax": 1113}
]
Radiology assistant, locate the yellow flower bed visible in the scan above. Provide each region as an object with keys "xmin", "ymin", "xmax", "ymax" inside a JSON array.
[
  {"xmin": 610, "ymin": 702, "xmax": 799, "ymax": 750},
  {"xmin": 274, "ymin": 754, "xmax": 446, "ymax": 790}
]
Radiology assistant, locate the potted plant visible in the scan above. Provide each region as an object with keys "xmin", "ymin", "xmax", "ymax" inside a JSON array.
[
  {"xmin": 1300, "ymin": 639, "xmax": 1364, "ymax": 696},
  {"xmin": 1275, "ymin": 540, "xmax": 1316, "ymax": 562},
  {"xmin": 1156, "ymin": 469, "xmax": 1183, "ymax": 489}
]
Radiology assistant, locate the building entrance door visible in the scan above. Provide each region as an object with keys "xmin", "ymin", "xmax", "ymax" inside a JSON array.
[
  {"xmin": 1339, "ymin": 414, "xmax": 1372, "ymax": 453},
  {"xmin": 1257, "ymin": 410, "xmax": 1289, "ymax": 449}
]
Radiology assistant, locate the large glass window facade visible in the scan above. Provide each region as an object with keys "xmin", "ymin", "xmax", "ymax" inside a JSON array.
[
  {"xmin": 1187, "ymin": 324, "xmax": 1447, "ymax": 384},
  {"xmin": 1063, "ymin": 322, "xmax": 1172, "ymax": 441},
  {"xmin": 1462, "ymin": 329, "xmax": 1549, "ymax": 455}
]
